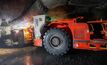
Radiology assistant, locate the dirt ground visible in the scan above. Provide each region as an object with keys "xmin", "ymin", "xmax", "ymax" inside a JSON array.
[
  {"xmin": 0, "ymin": 47, "xmax": 36, "ymax": 56},
  {"xmin": 0, "ymin": 47, "xmax": 107, "ymax": 65}
]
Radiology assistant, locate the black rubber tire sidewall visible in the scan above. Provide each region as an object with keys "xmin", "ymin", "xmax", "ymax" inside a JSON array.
[{"xmin": 43, "ymin": 28, "xmax": 70, "ymax": 55}]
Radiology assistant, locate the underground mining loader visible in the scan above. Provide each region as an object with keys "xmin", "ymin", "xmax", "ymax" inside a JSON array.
[
  {"xmin": 33, "ymin": 15, "xmax": 107, "ymax": 55},
  {"xmin": 0, "ymin": 23, "xmax": 33, "ymax": 47},
  {"xmin": 10, "ymin": 27, "xmax": 33, "ymax": 47}
]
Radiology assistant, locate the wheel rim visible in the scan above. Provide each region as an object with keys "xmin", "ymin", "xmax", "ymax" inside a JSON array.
[{"xmin": 50, "ymin": 36, "xmax": 61, "ymax": 47}]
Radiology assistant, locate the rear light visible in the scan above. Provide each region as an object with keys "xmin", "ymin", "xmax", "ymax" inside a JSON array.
[
  {"xmin": 34, "ymin": 38, "xmax": 42, "ymax": 46},
  {"xmin": 73, "ymin": 43, "xmax": 79, "ymax": 48}
]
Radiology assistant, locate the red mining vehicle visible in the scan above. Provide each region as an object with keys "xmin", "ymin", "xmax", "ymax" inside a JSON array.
[{"xmin": 33, "ymin": 15, "xmax": 107, "ymax": 55}]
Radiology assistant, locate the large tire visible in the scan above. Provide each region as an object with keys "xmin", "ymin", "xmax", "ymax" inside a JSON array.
[
  {"xmin": 11, "ymin": 30, "xmax": 26, "ymax": 47},
  {"xmin": 43, "ymin": 28, "xmax": 71, "ymax": 56},
  {"xmin": 17, "ymin": 30, "xmax": 26, "ymax": 47}
]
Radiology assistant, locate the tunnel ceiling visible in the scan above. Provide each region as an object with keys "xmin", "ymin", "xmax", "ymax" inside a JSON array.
[{"xmin": 0, "ymin": 0, "xmax": 107, "ymax": 24}]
